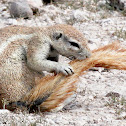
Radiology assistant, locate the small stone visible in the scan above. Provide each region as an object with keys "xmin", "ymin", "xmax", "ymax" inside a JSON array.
[
  {"xmin": 88, "ymin": 95, "xmax": 94, "ymax": 100},
  {"xmin": 0, "ymin": 109, "xmax": 10, "ymax": 114},
  {"xmin": 9, "ymin": 0, "xmax": 33, "ymax": 19},
  {"xmin": 73, "ymin": 10, "xmax": 89, "ymax": 21},
  {"xmin": 98, "ymin": 0, "xmax": 106, "ymax": 7},
  {"xmin": 1, "ymin": 7, "xmax": 7, "ymax": 11},
  {"xmin": 88, "ymin": 42, "xmax": 97, "ymax": 50},
  {"xmin": 7, "ymin": 19, "xmax": 18, "ymax": 25}
]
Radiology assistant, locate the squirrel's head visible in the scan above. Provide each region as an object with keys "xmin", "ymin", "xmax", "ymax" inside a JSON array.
[{"xmin": 48, "ymin": 24, "xmax": 91, "ymax": 60}]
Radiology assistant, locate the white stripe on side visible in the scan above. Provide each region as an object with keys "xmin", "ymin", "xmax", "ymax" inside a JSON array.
[{"xmin": 0, "ymin": 34, "xmax": 34, "ymax": 54}]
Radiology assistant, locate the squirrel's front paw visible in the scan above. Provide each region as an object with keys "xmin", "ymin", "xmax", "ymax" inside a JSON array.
[{"xmin": 55, "ymin": 64, "xmax": 74, "ymax": 76}]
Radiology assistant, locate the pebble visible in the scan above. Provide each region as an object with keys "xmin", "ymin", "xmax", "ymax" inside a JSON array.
[
  {"xmin": 0, "ymin": 109, "xmax": 10, "ymax": 114},
  {"xmin": 73, "ymin": 9, "xmax": 89, "ymax": 21},
  {"xmin": 9, "ymin": 0, "xmax": 33, "ymax": 19}
]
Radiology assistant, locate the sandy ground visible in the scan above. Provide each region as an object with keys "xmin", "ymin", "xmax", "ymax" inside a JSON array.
[{"xmin": 0, "ymin": 0, "xmax": 126, "ymax": 125}]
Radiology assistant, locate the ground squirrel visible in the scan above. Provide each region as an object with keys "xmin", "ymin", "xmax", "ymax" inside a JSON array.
[{"xmin": 0, "ymin": 24, "xmax": 91, "ymax": 110}]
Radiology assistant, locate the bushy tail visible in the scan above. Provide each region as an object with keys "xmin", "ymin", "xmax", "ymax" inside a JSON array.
[{"xmin": 20, "ymin": 42, "xmax": 126, "ymax": 112}]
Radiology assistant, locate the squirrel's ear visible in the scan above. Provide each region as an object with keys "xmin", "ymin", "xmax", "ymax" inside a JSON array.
[{"xmin": 53, "ymin": 32, "xmax": 63, "ymax": 40}]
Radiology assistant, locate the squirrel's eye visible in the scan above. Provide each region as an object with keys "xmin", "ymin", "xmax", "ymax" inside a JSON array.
[
  {"xmin": 55, "ymin": 33, "xmax": 62, "ymax": 40},
  {"xmin": 69, "ymin": 41, "xmax": 80, "ymax": 48},
  {"xmin": 53, "ymin": 32, "xmax": 63, "ymax": 40}
]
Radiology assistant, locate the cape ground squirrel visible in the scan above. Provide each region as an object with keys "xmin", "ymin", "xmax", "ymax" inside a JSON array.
[{"xmin": 0, "ymin": 24, "xmax": 91, "ymax": 110}]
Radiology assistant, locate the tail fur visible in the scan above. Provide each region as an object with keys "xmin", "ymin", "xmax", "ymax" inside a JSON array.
[{"xmin": 8, "ymin": 42, "xmax": 126, "ymax": 112}]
